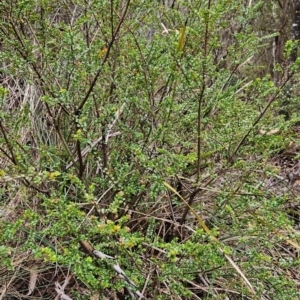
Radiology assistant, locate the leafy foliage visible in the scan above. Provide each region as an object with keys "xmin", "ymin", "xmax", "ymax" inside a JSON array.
[{"xmin": 0, "ymin": 0, "xmax": 300, "ymax": 299}]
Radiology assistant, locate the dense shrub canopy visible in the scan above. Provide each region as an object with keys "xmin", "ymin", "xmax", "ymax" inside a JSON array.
[{"xmin": 1, "ymin": 1, "xmax": 300, "ymax": 299}]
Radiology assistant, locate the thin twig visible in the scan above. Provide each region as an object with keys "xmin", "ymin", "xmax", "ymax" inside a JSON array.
[
  {"xmin": 65, "ymin": 103, "xmax": 124, "ymax": 170},
  {"xmin": 76, "ymin": 0, "xmax": 131, "ymax": 114}
]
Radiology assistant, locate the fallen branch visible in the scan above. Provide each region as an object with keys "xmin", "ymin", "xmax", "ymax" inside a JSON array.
[{"xmin": 54, "ymin": 275, "xmax": 73, "ymax": 300}]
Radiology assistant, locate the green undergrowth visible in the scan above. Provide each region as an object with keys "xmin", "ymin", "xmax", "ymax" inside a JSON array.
[{"xmin": 0, "ymin": 0, "xmax": 300, "ymax": 299}]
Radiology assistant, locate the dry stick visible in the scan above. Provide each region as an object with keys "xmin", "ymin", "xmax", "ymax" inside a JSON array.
[
  {"xmin": 139, "ymin": 270, "xmax": 152, "ymax": 300},
  {"xmin": 102, "ymin": 254, "xmax": 146, "ymax": 299},
  {"xmin": 54, "ymin": 275, "xmax": 73, "ymax": 300},
  {"xmin": 227, "ymin": 74, "xmax": 292, "ymax": 164},
  {"xmin": 77, "ymin": 247, "xmax": 146, "ymax": 299}
]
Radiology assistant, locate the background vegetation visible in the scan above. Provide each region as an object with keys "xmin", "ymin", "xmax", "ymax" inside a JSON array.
[{"xmin": 0, "ymin": 0, "xmax": 300, "ymax": 299}]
